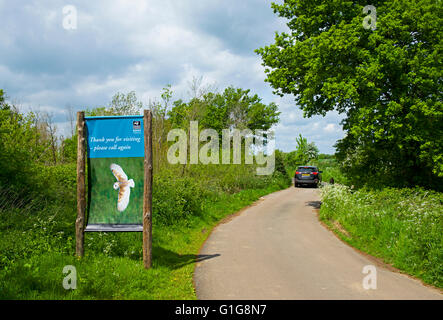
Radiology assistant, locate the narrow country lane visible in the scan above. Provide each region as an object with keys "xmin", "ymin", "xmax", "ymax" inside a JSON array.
[{"xmin": 194, "ymin": 187, "xmax": 442, "ymax": 299}]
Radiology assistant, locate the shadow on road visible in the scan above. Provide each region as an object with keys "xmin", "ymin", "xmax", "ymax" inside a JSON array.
[
  {"xmin": 196, "ymin": 254, "xmax": 221, "ymax": 262},
  {"xmin": 306, "ymin": 200, "xmax": 322, "ymax": 209},
  {"xmin": 153, "ymin": 246, "xmax": 220, "ymax": 269}
]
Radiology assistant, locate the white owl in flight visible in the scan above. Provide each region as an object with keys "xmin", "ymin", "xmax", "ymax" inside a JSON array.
[{"xmin": 110, "ymin": 163, "xmax": 135, "ymax": 212}]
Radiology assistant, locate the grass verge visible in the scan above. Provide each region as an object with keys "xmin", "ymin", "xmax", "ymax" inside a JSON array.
[{"xmin": 319, "ymin": 184, "xmax": 443, "ymax": 289}]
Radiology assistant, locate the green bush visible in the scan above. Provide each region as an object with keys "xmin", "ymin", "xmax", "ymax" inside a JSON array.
[
  {"xmin": 33, "ymin": 163, "xmax": 77, "ymax": 203},
  {"xmin": 152, "ymin": 172, "xmax": 210, "ymax": 226},
  {"xmin": 319, "ymin": 165, "xmax": 349, "ymax": 185}
]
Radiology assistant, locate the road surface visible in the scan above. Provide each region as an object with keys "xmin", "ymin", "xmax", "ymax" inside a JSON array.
[{"xmin": 194, "ymin": 187, "xmax": 442, "ymax": 299}]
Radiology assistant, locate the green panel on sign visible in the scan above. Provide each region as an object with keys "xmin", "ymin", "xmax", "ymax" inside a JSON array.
[{"xmin": 87, "ymin": 157, "xmax": 144, "ymax": 225}]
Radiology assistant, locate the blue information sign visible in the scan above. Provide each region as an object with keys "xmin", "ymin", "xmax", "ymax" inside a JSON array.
[
  {"xmin": 85, "ymin": 116, "xmax": 144, "ymax": 158},
  {"xmin": 84, "ymin": 115, "xmax": 145, "ymax": 232}
]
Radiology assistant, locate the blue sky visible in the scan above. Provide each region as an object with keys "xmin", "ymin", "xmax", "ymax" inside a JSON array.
[{"xmin": 0, "ymin": 0, "xmax": 345, "ymax": 153}]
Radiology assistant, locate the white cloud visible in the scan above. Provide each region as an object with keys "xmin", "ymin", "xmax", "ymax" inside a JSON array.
[{"xmin": 324, "ymin": 123, "xmax": 337, "ymax": 133}]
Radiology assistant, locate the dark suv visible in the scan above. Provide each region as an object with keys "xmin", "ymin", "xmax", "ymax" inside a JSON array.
[{"xmin": 294, "ymin": 166, "xmax": 322, "ymax": 188}]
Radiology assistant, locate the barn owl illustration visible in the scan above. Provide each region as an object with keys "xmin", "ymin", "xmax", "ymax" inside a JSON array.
[{"xmin": 110, "ymin": 163, "xmax": 135, "ymax": 212}]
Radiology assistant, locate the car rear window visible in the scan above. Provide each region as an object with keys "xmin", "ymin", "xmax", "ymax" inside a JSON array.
[{"xmin": 297, "ymin": 167, "xmax": 317, "ymax": 173}]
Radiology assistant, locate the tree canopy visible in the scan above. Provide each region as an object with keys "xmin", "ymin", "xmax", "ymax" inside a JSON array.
[
  {"xmin": 285, "ymin": 134, "xmax": 319, "ymax": 168},
  {"xmin": 256, "ymin": 0, "xmax": 442, "ymax": 189},
  {"xmin": 168, "ymin": 86, "xmax": 280, "ymax": 135},
  {"xmin": 85, "ymin": 91, "xmax": 143, "ymax": 116}
]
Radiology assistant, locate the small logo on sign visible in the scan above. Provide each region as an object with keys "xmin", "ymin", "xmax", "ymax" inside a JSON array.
[{"xmin": 133, "ymin": 120, "xmax": 141, "ymax": 133}]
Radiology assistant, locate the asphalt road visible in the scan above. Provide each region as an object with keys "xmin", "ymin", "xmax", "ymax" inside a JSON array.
[{"xmin": 194, "ymin": 187, "xmax": 442, "ymax": 299}]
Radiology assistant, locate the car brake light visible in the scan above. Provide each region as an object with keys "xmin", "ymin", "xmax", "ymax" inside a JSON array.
[
  {"xmin": 295, "ymin": 171, "xmax": 300, "ymax": 174},
  {"xmin": 313, "ymin": 172, "xmax": 318, "ymax": 175}
]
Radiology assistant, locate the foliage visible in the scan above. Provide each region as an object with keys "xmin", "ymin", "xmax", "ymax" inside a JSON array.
[
  {"xmin": 85, "ymin": 91, "xmax": 142, "ymax": 116},
  {"xmin": 317, "ymin": 161, "xmax": 349, "ymax": 185},
  {"xmin": 152, "ymin": 171, "xmax": 210, "ymax": 226},
  {"xmin": 320, "ymin": 184, "xmax": 443, "ymax": 287},
  {"xmin": 0, "ymin": 94, "xmax": 49, "ymax": 198},
  {"xmin": 150, "ymin": 86, "xmax": 173, "ymax": 172},
  {"xmin": 295, "ymin": 134, "xmax": 319, "ymax": 165},
  {"xmin": 61, "ymin": 133, "xmax": 77, "ymax": 163},
  {"xmin": 318, "ymin": 154, "xmax": 335, "ymax": 160},
  {"xmin": 284, "ymin": 134, "xmax": 319, "ymax": 172},
  {"xmin": 256, "ymin": 0, "xmax": 443, "ymax": 190},
  {"xmin": 274, "ymin": 150, "xmax": 291, "ymax": 184},
  {"xmin": 168, "ymin": 86, "xmax": 280, "ymax": 134}
]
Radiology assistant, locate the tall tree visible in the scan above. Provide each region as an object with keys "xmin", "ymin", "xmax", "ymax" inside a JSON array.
[
  {"xmin": 0, "ymin": 90, "xmax": 49, "ymax": 196},
  {"xmin": 150, "ymin": 85, "xmax": 173, "ymax": 171},
  {"xmin": 256, "ymin": 0, "xmax": 442, "ymax": 189},
  {"xmin": 171, "ymin": 86, "xmax": 281, "ymax": 134},
  {"xmin": 285, "ymin": 134, "xmax": 319, "ymax": 168},
  {"xmin": 85, "ymin": 91, "xmax": 142, "ymax": 116}
]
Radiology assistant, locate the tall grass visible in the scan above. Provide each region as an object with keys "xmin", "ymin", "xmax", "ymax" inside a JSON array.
[{"xmin": 319, "ymin": 184, "xmax": 443, "ymax": 288}]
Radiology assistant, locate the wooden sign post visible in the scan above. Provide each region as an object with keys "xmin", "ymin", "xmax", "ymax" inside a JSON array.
[
  {"xmin": 76, "ymin": 111, "xmax": 86, "ymax": 258},
  {"xmin": 143, "ymin": 109, "xmax": 153, "ymax": 269},
  {"xmin": 75, "ymin": 110, "xmax": 153, "ymax": 269}
]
